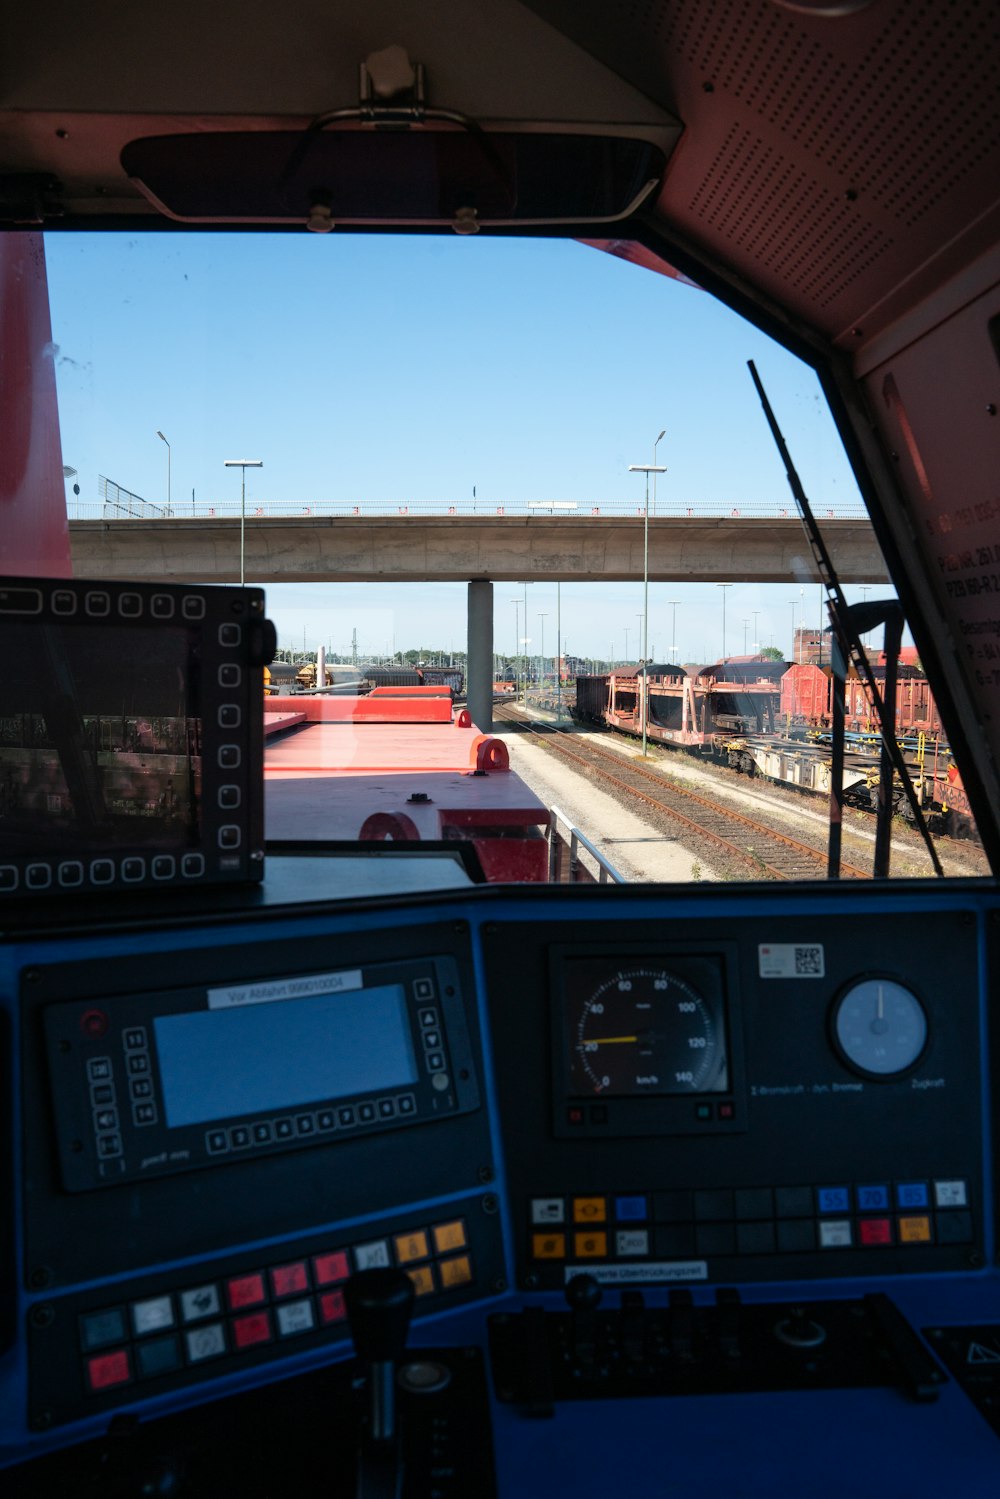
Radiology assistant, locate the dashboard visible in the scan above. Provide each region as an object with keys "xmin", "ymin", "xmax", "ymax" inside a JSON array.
[{"xmin": 2, "ymin": 862, "xmax": 999, "ymax": 1494}]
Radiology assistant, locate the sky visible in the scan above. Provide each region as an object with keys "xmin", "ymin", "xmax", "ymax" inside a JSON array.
[{"xmin": 45, "ymin": 232, "xmax": 892, "ymax": 665}]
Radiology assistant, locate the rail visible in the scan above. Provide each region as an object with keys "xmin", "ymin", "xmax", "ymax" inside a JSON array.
[
  {"xmin": 67, "ymin": 497, "xmax": 869, "ymax": 522},
  {"xmin": 546, "ymin": 804, "xmax": 626, "ymax": 885}
]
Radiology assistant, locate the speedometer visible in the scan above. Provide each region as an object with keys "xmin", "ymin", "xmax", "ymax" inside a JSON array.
[{"xmin": 569, "ymin": 967, "xmax": 725, "ymax": 1096}]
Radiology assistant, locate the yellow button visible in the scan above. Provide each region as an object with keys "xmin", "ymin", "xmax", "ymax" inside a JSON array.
[
  {"xmin": 898, "ymin": 1215, "xmax": 932, "ymax": 1244},
  {"xmin": 394, "ymin": 1230, "xmax": 430, "ymax": 1265},
  {"xmin": 532, "ymin": 1233, "xmax": 566, "ymax": 1260},
  {"xmin": 438, "ymin": 1255, "xmax": 473, "ymax": 1290},
  {"xmin": 432, "ymin": 1220, "xmax": 467, "ymax": 1255},
  {"xmin": 573, "ymin": 1231, "xmax": 608, "ymax": 1259},
  {"xmin": 405, "ymin": 1264, "xmax": 436, "ymax": 1297},
  {"xmin": 573, "ymin": 1197, "xmax": 607, "ymax": 1224}
]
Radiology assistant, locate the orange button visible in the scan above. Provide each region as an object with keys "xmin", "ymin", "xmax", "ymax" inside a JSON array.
[
  {"xmin": 394, "ymin": 1230, "xmax": 430, "ymax": 1265},
  {"xmin": 573, "ymin": 1197, "xmax": 607, "ymax": 1224},
  {"xmin": 406, "ymin": 1264, "xmax": 436, "ymax": 1297},
  {"xmin": 532, "ymin": 1233, "xmax": 566, "ymax": 1260},
  {"xmin": 898, "ymin": 1215, "xmax": 933, "ymax": 1244},
  {"xmin": 438, "ymin": 1255, "xmax": 473, "ymax": 1290},
  {"xmin": 573, "ymin": 1231, "xmax": 608, "ymax": 1259},
  {"xmin": 432, "ymin": 1220, "xmax": 467, "ymax": 1255}
]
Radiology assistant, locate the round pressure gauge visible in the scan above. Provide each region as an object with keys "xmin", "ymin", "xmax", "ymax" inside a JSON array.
[{"xmin": 830, "ymin": 977, "xmax": 928, "ymax": 1080}]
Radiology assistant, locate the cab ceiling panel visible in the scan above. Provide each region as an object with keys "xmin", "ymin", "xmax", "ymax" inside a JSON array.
[{"xmin": 526, "ymin": 0, "xmax": 1000, "ymax": 344}]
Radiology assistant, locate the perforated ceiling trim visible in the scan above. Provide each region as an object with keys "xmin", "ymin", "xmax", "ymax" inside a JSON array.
[
  {"xmin": 619, "ymin": 0, "xmax": 1000, "ymax": 227},
  {"xmin": 690, "ymin": 125, "xmax": 894, "ymax": 307}
]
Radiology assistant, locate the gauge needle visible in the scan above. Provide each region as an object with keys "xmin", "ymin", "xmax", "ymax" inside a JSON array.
[
  {"xmin": 871, "ymin": 983, "xmax": 889, "ymax": 1036},
  {"xmin": 587, "ymin": 1035, "xmax": 639, "ymax": 1044}
]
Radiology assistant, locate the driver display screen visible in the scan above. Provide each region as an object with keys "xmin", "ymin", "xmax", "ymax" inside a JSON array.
[
  {"xmin": 154, "ymin": 983, "xmax": 419, "ymax": 1127},
  {"xmin": 1, "ymin": 622, "xmax": 201, "ymax": 851}
]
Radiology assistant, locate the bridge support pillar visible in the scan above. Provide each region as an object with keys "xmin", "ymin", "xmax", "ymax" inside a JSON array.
[{"xmin": 467, "ymin": 579, "xmax": 493, "ymax": 733}]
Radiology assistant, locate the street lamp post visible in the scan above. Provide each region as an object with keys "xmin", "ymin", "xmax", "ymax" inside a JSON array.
[
  {"xmin": 717, "ymin": 583, "xmax": 733, "ymax": 663},
  {"xmin": 556, "ymin": 583, "xmax": 562, "ymax": 722},
  {"xmin": 652, "ymin": 428, "xmax": 665, "ymax": 516},
  {"xmin": 538, "ymin": 614, "xmax": 548, "ymax": 692},
  {"xmin": 509, "ymin": 598, "xmax": 520, "ymax": 699},
  {"xmin": 156, "ymin": 431, "xmax": 171, "ymax": 513},
  {"xmin": 224, "ymin": 459, "xmax": 263, "ymax": 585},
  {"xmin": 628, "ymin": 458, "xmax": 667, "ymax": 756},
  {"xmin": 742, "ymin": 619, "xmax": 749, "ymax": 654},
  {"xmin": 752, "ymin": 610, "xmax": 760, "ymax": 654}
]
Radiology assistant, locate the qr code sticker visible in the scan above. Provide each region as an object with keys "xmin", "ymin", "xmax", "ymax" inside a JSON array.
[{"xmin": 794, "ymin": 946, "xmax": 823, "ymax": 976}]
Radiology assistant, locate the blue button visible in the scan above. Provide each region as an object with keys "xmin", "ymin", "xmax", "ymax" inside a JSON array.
[
  {"xmin": 615, "ymin": 1195, "xmax": 648, "ymax": 1222},
  {"xmin": 817, "ymin": 1186, "xmax": 851, "ymax": 1214},
  {"xmin": 856, "ymin": 1184, "xmax": 890, "ymax": 1212},
  {"xmin": 897, "ymin": 1182, "xmax": 929, "ymax": 1209}
]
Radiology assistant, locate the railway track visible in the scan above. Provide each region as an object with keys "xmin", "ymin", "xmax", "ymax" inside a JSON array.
[{"xmin": 496, "ymin": 708, "xmax": 871, "ymax": 882}]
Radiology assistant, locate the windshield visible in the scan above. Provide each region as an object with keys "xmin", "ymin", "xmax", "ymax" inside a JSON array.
[{"xmin": 22, "ymin": 230, "xmax": 989, "ymax": 888}]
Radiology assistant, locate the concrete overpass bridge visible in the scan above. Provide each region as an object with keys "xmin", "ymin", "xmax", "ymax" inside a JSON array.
[{"xmin": 68, "ymin": 511, "xmax": 888, "ymax": 730}]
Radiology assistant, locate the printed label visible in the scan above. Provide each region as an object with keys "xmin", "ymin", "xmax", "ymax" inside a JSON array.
[
  {"xmin": 564, "ymin": 1260, "xmax": 707, "ymax": 1285},
  {"xmin": 208, "ymin": 969, "xmax": 363, "ymax": 1009},
  {"xmin": 758, "ymin": 943, "xmax": 825, "ymax": 979}
]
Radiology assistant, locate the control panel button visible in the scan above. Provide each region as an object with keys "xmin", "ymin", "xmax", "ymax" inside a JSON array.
[
  {"xmin": 573, "ymin": 1232, "xmax": 607, "ymax": 1259},
  {"xmin": 856, "ymin": 1185, "xmax": 891, "ymax": 1212},
  {"xmin": 136, "ymin": 1334, "xmax": 182, "ymax": 1379},
  {"xmin": 776, "ymin": 1220, "xmax": 816, "ymax": 1253},
  {"xmin": 818, "ymin": 1220, "xmax": 853, "ymax": 1249},
  {"xmin": 394, "ymin": 1231, "xmax": 430, "ymax": 1265},
  {"xmin": 181, "ymin": 1285, "xmax": 221, "ymax": 1322},
  {"xmin": 185, "ymin": 1324, "xmax": 226, "ymax": 1363},
  {"xmin": 58, "ymin": 861, "xmax": 84, "ymax": 887},
  {"xmin": 354, "ymin": 1240, "xmax": 391, "ymax": 1271},
  {"xmin": 898, "ymin": 1215, "xmax": 933, "ymax": 1244},
  {"xmin": 406, "ymin": 1265, "xmax": 436, "ymax": 1297},
  {"xmin": 897, "ymin": 1182, "xmax": 930, "ymax": 1209},
  {"xmin": 313, "ymin": 1251, "xmax": 350, "ymax": 1286},
  {"xmin": 532, "ymin": 1233, "xmax": 566, "ymax": 1259},
  {"xmin": 131, "ymin": 1295, "xmax": 175, "ymax": 1337},
  {"xmin": 232, "ymin": 1311, "xmax": 272, "ymax": 1349},
  {"xmin": 271, "ymin": 1262, "xmax": 309, "ymax": 1299},
  {"xmin": 227, "ymin": 1272, "xmax": 266, "ymax": 1310},
  {"xmin": 614, "ymin": 1195, "xmax": 648, "ymax": 1222},
  {"xmin": 432, "ymin": 1221, "xmax": 467, "ymax": 1255},
  {"xmin": 438, "ymin": 1255, "xmax": 473, "ymax": 1290},
  {"xmin": 935, "ymin": 1210, "xmax": 973, "ymax": 1244},
  {"xmin": 276, "ymin": 1300, "xmax": 316, "ymax": 1337},
  {"xmin": 25, "ymin": 863, "xmax": 52, "ymax": 890},
  {"xmin": 181, "ymin": 595, "xmax": 206, "ymax": 619},
  {"xmin": 86, "ymin": 1348, "xmax": 131, "ymax": 1392},
  {"xmin": 319, "ymin": 1289, "xmax": 346, "ymax": 1325},
  {"xmin": 934, "ymin": 1179, "xmax": 968, "ymax": 1208},
  {"xmin": 572, "ymin": 1197, "xmax": 607, "ymax": 1225},
  {"xmin": 816, "ymin": 1186, "xmax": 851, "ymax": 1214},
  {"xmin": 858, "ymin": 1217, "xmax": 893, "ymax": 1247},
  {"xmin": 616, "ymin": 1229, "xmax": 650, "ymax": 1257},
  {"xmin": 80, "ymin": 1307, "xmax": 127, "ymax": 1351},
  {"xmin": 531, "ymin": 1198, "xmax": 565, "ymax": 1225}
]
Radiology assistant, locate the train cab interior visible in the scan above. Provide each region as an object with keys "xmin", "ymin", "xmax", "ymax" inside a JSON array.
[{"xmin": 2, "ymin": 1, "xmax": 1000, "ymax": 1492}]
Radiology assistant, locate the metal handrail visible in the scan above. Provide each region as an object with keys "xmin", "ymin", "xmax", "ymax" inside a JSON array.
[
  {"xmin": 547, "ymin": 804, "xmax": 625, "ymax": 885},
  {"xmin": 66, "ymin": 497, "xmax": 869, "ymax": 522}
]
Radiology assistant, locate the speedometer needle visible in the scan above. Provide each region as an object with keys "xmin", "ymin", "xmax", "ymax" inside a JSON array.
[{"xmin": 586, "ymin": 1035, "xmax": 639, "ymax": 1044}]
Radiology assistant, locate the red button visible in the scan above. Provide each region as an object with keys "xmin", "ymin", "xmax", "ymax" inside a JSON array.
[
  {"xmin": 313, "ymin": 1251, "xmax": 350, "ymax": 1286},
  {"xmin": 718, "ymin": 1102, "xmax": 735, "ymax": 1120},
  {"xmin": 86, "ymin": 1348, "xmax": 131, "ymax": 1391},
  {"xmin": 859, "ymin": 1217, "xmax": 893, "ymax": 1246},
  {"xmin": 81, "ymin": 1008, "xmax": 109, "ymax": 1039},
  {"xmin": 232, "ymin": 1311, "xmax": 272, "ymax": 1349},
  {"xmin": 271, "ymin": 1262, "xmax": 309, "ymax": 1298},
  {"xmin": 227, "ymin": 1272, "xmax": 266, "ymax": 1310},
  {"xmin": 319, "ymin": 1289, "xmax": 346, "ymax": 1325}
]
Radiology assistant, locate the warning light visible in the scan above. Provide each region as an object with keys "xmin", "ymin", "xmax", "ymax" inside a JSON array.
[{"xmin": 81, "ymin": 1008, "xmax": 109, "ymax": 1039}]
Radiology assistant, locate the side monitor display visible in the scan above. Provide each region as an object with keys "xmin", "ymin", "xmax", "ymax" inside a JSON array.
[{"xmin": 0, "ymin": 578, "xmax": 275, "ymax": 899}]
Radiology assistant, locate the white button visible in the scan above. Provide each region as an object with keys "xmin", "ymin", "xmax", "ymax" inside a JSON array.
[
  {"xmin": 219, "ymin": 664, "xmax": 242, "ymax": 687},
  {"xmin": 353, "ymin": 1240, "xmax": 391, "ymax": 1270},
  {"xmin": 181, "ymin": 1285, "xmax": 221, "ymax": 1323},
  {"xmin": 26, "ymin": 863, "xmax": 52, "ymax": 889},
  {"xmin": 616, "ymin": 1230, "xmax": 649, "ymax": 1256},
  {"xmin": 85, "ymin": 591, "xmax": 111, "ymax": 616},
  {"xmin": 0, "ymin": 866, "xmax": 19, "ymax": 892},
  {"xmin": 132, "ymin": 1296, "xmax": 175, "ymax": 1336},
  {"xmin": 59, "ymin": 861, "xmax": 84, "ymax": 887},
  {"xmin": 934, "ymin": 1179, "xmax": 967, "ymax": 1208},
  {"xmin": 151, "ymin": 594, "xmax": 175, "ymax": 618},
  {"xmin": 276, "ymin": 1300, "xmax": 316, "ymax": 1337},
  {"xmin": 118, "ymin": 592, "xmax": 143, "ymax": 617},
  {"xmin": 182, "ymin": 595, "xmax": 206, "ymax": 619},
  {"xmin": 531, "ymin": 1198, "xmax": 565, "ymax": 1224},
  {"xmin": 819, "ymin": 1220, "xmax": 852, "ymax": 1248},
  {"xmin": 185, "ymin": 1323, "xmax": 226, "ymax": 1362},
  {"xmin": 219, "ymin": 623, "xmax": 242, "ymax": 646}
]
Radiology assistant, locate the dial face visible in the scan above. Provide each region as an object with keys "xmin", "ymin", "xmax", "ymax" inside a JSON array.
[
  {"xmin": 569, "ymin": 967, "xmax": 726, "ymax": 1096},
  {"xmin": 832, "ymin": 977, "xmax": 928, "ymax": 1079}
]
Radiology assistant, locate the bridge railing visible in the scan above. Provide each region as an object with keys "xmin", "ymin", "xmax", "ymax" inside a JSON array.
[{"xmin": 67, "ymin": 498, "xmax": 869, "ymax": 521}]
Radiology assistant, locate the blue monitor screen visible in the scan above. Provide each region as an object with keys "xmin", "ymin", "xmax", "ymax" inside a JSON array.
[{"xmin": 154, "ymin": 983, "xmax": 418, "ymax": 1128}]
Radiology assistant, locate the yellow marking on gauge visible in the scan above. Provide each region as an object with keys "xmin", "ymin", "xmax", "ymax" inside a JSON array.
[{"xmin": 587, "ymin": 1035, "xmax": 639, "ymax": 1045}]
